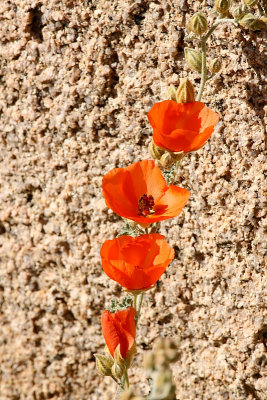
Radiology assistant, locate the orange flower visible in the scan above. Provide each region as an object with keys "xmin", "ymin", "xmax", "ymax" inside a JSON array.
[
  {"xmin": 101, "ymin": 307, "xmax": 136, "ymax": 359},
  {"xmin": 102, "ymin": 160, "xmax": 190, "ymax": 224},
  {"xmin": 101, "ymin": 234, "xmax": 175, "ymax": 290},
  {"xmin": 147, "ymin": 100, "xmax": 220, "ymax": 152}
]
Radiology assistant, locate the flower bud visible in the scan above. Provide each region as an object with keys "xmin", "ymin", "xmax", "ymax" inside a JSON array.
[
  {"xmin": 239, "ymin": 13, "xmax": 266, "ymax": 30},
  {"xmin": 214, "ymin": 0, "xmax": 231, "ymax": 15},
  {"xmin": 184, "ymin": 48, "xmax": 202, "ymax": 73},
  {"xmin": 209, "ymin": 58, "xmax": 222, "ymax": 74},
  {"xmin": 187, "ymin": 12, "xmax": 208, "ymax": 36},
  {"xmin": 244, "ymin": 0, "xmax": 258, "ymax": 6},
  {"xmin": 167, "ymin": 84, "xmax": 177, "ymax": 101},
  {"xmin": 95, "ymin": 354, "xmax": 113, "ymax": 376},
  {"xmin": 176, "ymin": 78, "xmax": 195, "ymax": 103},
  {"xmin": 248, "ymin": 16, "xmax": 267, "ymax": 31},
  {"xmin": 239, "ymin": 13, "xmax": 256, "ymax": 28},
  {"xmin": 232, "ymin": 5, "xmax": 248, "ymax": 21},
  {"xmin": 149, "ymin": 140, "xmax": 165, "ymax": 160},
  {"xmin": 159, "ymin": 153, "xmax": 173, "ymax": 168},
  {"xmin": 111, "ymin": 362, "xmax": 124, "ymax": 379}
]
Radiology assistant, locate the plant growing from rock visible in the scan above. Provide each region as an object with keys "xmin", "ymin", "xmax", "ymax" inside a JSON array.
[{"xmin": 94, "ymin": 1, "xmax": 266, "ymax": 398}]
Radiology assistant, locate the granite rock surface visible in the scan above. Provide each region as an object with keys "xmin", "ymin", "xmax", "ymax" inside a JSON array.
[{"xmin": 0, "ymin": 1, "xmax": 266, "ymax": 399}]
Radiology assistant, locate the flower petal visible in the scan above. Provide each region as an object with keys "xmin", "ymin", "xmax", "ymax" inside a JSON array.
[
  {"xmin": 148, "ymin": 100, "xmax": 219, "ymax": 152},
  {"xmin": 155, "ymin": 185, "xmax": 190, "ymax": 217},
  {"xmin": 101, "ymin": 308, "xmax": 136, "ymax": 358},
  {"xmin": 102, "ymin": 160, "xmax": 189, "ymax": 223},
  {"xmin": 101, "ymin": 234, "xmax": 175, "ymax": 290}
]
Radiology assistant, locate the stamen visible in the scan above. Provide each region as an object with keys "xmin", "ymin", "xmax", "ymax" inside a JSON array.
[{"xmin": 138, "ymin": 194, "xmax": 155, "ymax": 216}]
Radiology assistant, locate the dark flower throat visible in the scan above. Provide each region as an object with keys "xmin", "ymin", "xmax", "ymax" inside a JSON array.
[{"xmin": 138, "ymin": 194, "xmax": 155, "ymax": 216}]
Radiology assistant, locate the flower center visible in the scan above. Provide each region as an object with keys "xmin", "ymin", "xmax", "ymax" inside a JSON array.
[{"xmin": 138, "ymin": 194, "xmax": 155, "ymax": 216}]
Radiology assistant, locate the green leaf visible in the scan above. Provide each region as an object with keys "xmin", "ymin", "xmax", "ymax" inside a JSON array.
[
  {"xmin": 117, "ymin": 222, "xmax": 143, "ymax": 238},
  {"xmin": 162, "ymin": 163, "xmax": 177, "ymax": 185},
  {"xmin": 108, "ymin": 296, "xmax": 133, "ymax": 313}
]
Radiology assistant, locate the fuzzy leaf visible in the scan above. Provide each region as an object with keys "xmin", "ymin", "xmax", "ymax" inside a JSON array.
[
  {"xmin": 117, "ymin": 222, "xmax": 143, "ymax": 238},
  {"xmin": 108, "ymin": 296, "xmax": 133, "ymax": 313}
]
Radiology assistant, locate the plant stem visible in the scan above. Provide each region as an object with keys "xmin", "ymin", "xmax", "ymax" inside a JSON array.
[
  {"xmin": 111, "ymin": 376, "xmax": 119, "ymax": 384},
  {"xmin": 124, "ymin": 369, "xmax": 130, "ymax": 389},
  {"xmin": 169, "ymin": 159, "xmax": 182, "ymax": 185},
  {"xmin": 133, "ymin": 292, "xmax": 144, "ymax": 327},
  {"xmin": 196, "ymin": 18, "xmax": 236, "ymax": 101},
  {"xmin": 115, "ymin": 370, "xmax": 130, "ymax": 400},
  {"xmin": 133, "ymin": 292, "xmax": 137, "ymax": 310},
  {"xmin": 196, "ymin": 38, "xmax": 207, "ymax": 102}
]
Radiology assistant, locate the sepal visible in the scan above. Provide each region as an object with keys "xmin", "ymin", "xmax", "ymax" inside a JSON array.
[
  {"xmin": 95, "ymin": 353, "xmax": 114, "ymax": 376},
  {"xmin": 114, "ymin": 344, "xmax": 125, "ymax": 366},
  {"xmin": 111, "ymin": 362, "xmax": 124, "ymax": 379},
  {"xmin": 167, "ymin": 84, "xmax": 177, "ymax": 101},
  {"xmin": 176, "ymin": 78, "xmax": 195, "ymax": 103},
  {"xmin": 125, "ymin": 341, "xmax": 137, "ymax": 368}
]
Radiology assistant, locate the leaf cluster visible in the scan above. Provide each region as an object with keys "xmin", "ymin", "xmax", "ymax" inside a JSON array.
[
  {"xmin": 117, "ymin": 222, "xmax": 144, "ymax": 238},
  {"xmin": 108, "ymin": 296, "xmax": 133, "ymax": 313},
  {"xmin": 162, "ymin": 164, "xmax": 177, "ymax": 185}
]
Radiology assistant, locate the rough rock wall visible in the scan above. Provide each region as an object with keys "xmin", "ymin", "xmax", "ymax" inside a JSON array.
[{"xmin": 0, "ymin": 1, "xmax": 266, "ymax": 399}]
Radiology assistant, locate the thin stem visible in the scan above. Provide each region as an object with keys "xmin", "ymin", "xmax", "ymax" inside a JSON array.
[
  {"xmin": 196, "ymin": 38, "xmax": 207, "ymax": 102},
  {"xmin": 111, "ymin": 376, "xmax": 119, "ymax": 384},
  {"xmin": 206, "ymin": 73, "xmax": 215, "ymax": 81},
  {"xmin": 169, "ymin": 159, "xmax": 183, "ymax": 185},
  {"xmin": 134, "ymin": 292, "xmax": 144, "ymax": 327},
  {"xmin": 124, "ymin": 369, "xmax": 130, "ymax": 389},
  {"xmin": 204, "ymin": 18, "xmax": 236, "ymax": 41},
  {"xmin": 133, "ymin": 293, "xmax": 137, "ymax": 311},
  {"xmin": 196, "ymin": 18, "xmax": 236, "ymax": 101}
]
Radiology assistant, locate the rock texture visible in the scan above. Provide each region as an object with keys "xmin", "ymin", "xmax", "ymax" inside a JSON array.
[{"xmin": 0, "ymin": 1, "xmax": 266, "ymax": 399}]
